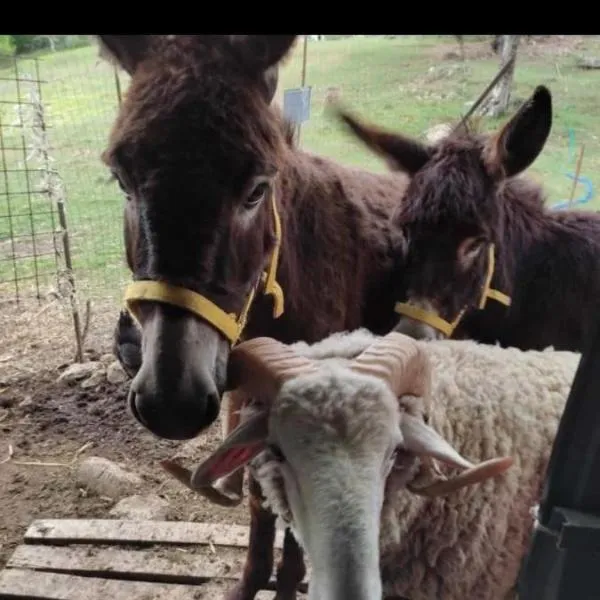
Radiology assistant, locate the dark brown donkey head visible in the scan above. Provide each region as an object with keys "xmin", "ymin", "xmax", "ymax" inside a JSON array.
[
  {"xmin": 98, "ymin": 35, "xmax": 297, "ymax": 440},
  {"xmin": 338, "ymin": 85, "xmax": 552, "ymax": 340}
]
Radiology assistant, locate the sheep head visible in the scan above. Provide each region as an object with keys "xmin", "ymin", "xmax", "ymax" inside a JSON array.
[{"xmin": 161, "ymin": 331, "xmax": 513, "ymax": 599}]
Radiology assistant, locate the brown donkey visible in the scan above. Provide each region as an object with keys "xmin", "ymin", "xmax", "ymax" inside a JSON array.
[
  {"xmin": 99, "ymin": 35, "xmax": 409, "ymax": 599},
  {"xmin": 339, "ymin": 85, "xmax": 600, "ymax": 353}
]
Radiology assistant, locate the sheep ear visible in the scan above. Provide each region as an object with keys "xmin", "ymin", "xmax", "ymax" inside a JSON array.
[
  {"xmin": 191, "ymin": 411, "xmax": 269, "ymax": 485},
  {"xmin": 160, "ymin": 410, "xmax": 269, "ymax": 507},
  {"xmin": 400, "ymin": 414, "xmax": 514, "ymax": 497},
  {"xmin": 400, "ymin": 413, "xmax": 474, "ymax": 469}
]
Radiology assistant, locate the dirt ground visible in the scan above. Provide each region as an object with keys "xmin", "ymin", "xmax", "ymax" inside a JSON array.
[
  {"xmin": 0, "ymin": 298, "xmax": 250, "ymax": 571},
  {"xmin": 426, "ymin": 35, "xmax": 587, "ymax": 62}
]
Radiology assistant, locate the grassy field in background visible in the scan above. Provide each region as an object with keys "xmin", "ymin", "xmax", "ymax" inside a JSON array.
[{"xmin": 1, "ymin": 35, "xmax": 600, "ymax": 304}]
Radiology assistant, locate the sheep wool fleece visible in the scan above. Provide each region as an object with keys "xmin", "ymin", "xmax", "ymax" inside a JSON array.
[
  {"xmin": 249, "ymin": 331, "xmax": 580, "ymax": 600},
  {"xmin": 379, "ymin": 339, "xmax": 579, "ymax": 600}
]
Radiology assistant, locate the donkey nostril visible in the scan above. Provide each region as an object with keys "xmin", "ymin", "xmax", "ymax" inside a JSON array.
[
  {"xmin": 128, "ymin": 389, "xmax": 146, "ymax": 426},
  {"xmin": 395, "ymin": 318, "xmax": 438, "ymax": 341},
  {"xmin": 205, "ymin": 389, "xmax": 220, "ymax": 425},
  {"xmin": 127, "ymin": 374, "xmax": 222, "ymax": 441}
]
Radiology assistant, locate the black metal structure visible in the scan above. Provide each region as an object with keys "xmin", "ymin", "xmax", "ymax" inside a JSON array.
[{"xmin": 518, "ymin": 312, "xmax": 600, "ymax": 599}]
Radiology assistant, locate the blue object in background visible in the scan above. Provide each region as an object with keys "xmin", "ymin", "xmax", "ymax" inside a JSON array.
[
  {"xmin": 283, "ymin": 87, "xmax": 312, "ymax": 125},
  {"xmin": 550, "ymin": 127, "xmax": 595, "ymax": 211}
]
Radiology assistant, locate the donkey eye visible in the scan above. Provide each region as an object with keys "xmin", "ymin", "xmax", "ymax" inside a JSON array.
[
  {"xmin": 245, "ymin": 181, "xmax": 269, "ymax": 208},
  {"xmin": 267, "ymin": 443, "xmax": 286, "ymax": 462},
  {"xmin": 112, "ymin": 171, "xmax": 129, "ymax": 194}
]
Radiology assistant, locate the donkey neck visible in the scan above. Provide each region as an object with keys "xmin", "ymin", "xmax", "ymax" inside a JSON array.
[
  {"xmin": 493, "ymin": 176, "xmax": 549, "ymax": 291},
  {"xmin": 245, "ymin": 147, "xmax": 403, "ymax": 344}
]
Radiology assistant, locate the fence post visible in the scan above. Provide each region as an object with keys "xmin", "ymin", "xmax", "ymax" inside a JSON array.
[
  {"xmin": 114, "ymin": 67, "xmax": 122, "ymax": 107},
  {"xmin": 296, "ymin": 36, "xmax": 309, "ymax": 145},
  {"xmin": 33, "ymin": 58, "xmax": 85, "ymax": 363}
]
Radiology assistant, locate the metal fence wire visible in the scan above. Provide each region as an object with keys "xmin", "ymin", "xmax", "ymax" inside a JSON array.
[
  {"xmin": 0, "ymin": 52, "xmax": 129, "ymax": 311},
  {"xmin": 0, "ymin": 59, "xmax": 60, "ymax": 305}
]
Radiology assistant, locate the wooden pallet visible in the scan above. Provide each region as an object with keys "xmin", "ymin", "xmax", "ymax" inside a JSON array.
[{"xmin": 0, "ymin": 519, "xmax": 308, "ymax": 599}]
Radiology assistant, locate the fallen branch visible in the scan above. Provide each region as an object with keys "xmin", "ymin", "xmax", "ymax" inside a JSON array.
[
  {"xmin": 29, "ymin": 297, "xmax": 59, "ymax": 323},
  {"xmin": 453, "ymin": 57, "xmax": 515, "ymax": 133},
  {"xmin": 0, "ymin": 441, "xmax": 93, "ymax": 467},
  {"xmin": 577, "ymin": 57, "xmax": 600, "ymax": 70}
]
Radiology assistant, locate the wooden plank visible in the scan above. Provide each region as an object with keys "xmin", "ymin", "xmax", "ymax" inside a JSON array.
[
  {"xmin": 0, "ymin": 568, "xmax": 223, "ymax": 600},
  {"xmin": 24, "ymin": 519, "xmax": 284, "ymax": 550},
  {"xmin": 7, "ymin": 544, "xmax": 310, "ymax": 586},
  {"xmin": 6, "ymin": 544, "xmax": 244, "ymax": 584},
  {"xmin": 256, "ymin": 593, "xmax": 307, "ymax": 600}
]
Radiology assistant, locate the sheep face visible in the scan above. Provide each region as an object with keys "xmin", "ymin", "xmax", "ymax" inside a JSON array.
[
  {"xmin": 250, "ymin": 360, "xmax": 502, "ymax": 600},
  {"xmin": 259, "ymin": 366, "xmax": 402, "ymax": 600}
]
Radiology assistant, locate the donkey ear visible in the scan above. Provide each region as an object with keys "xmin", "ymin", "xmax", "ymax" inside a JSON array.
[
  {"xmin": 337, "ymin": 110, "xmax": 431, "ymax": 175},
  {"xmin": 229, "ymin": 35, "xmax": 298, "ymax": 74},
  {"xmin": 263, "ymin": 65, "xmax": 279, "ymax": 104},
  {"xmin": 485, "ymin": 85, "xmax": 552, "ymax": 179},
  {"xmin": 96, "ymin": 35, "xmax": 154, "ymax": 76}
]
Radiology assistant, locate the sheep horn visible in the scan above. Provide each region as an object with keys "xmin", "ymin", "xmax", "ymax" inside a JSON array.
[
  {"xmin": 349, "ymin": 332, "xmax": 514, "ymax": 499},
  {"xmin": 227, "ymin": 337, "xmax": 320, "ymax": 399},
  {"xmin": 349, "ymin": 331, "xmax": 431, "ymax": 399},
  {"xmin": 408, "ymin": 456, "xmax": 514, "ymax": 498},
  {"xmin": 160, "ymin": 458, "xmax": 244, "ymax": 506}
]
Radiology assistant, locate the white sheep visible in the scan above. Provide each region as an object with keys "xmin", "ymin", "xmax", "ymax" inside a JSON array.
[{"xmin": 162, "ymin": 329, "xmax": 580, "ymax": 600}]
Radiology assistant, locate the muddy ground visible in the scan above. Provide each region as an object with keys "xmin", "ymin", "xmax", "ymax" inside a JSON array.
[{"xmin": 0, "ymin": 303, "xmax": 250, "ymax": 571}]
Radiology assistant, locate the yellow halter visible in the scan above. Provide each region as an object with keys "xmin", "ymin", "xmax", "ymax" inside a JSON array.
[
  {"xmin": 123, "ymin": 192, "xmax": 285, "ymax": 345},
  {"xmin": 394, "ymin": 243, "xmax": 511, "ymax": 338}
]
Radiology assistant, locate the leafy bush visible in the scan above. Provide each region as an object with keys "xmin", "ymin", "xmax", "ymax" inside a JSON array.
[
  {"xmin": 10, "ymin": 35, "xmax": 39, "ymax": 54},
  {"xmin": 9, "ymin": 35, "xmax": 92, "ymax": 55}
]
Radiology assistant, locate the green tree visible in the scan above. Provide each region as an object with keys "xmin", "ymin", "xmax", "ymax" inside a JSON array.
[
  {"xmin": 0, "ymin": 35, "xmax": 15, "ymax": 56},
  {"xmin": 9, "ymin": 35, "xmax": 91, "ymax": 55},
  {"xmin": 10, "ymin": 35, "xmax": 40, "ymax": 54}
]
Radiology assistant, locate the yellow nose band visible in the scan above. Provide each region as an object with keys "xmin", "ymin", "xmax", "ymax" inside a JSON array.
[
  {"xmin": 395, "ymin": 244, "xmax": 511, "ymax": 338},
  {"xmin": 123, "ymin": 192, "xmax": 285, "ymax": 345},
  {"xmin": 394, "ymin": 302, "xmax": 467, "ymax": 338},
  {"xmin": 477, "ymin": 243, "xmax": 511, "ymax": 309}
]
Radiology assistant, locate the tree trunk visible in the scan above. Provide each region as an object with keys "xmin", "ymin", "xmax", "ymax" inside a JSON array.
[
  {"xmin": 480, "ymin": 35, "xmax": 520, "ymax": 118},
  {"xmin": 491, "ymin": 35, "xmax": 503, "ymax": 54},
  {"xmin": 456, "ymin": 35, "xmax": 465, "ymax": 61},
  {"xmin": 44, "ymin": 36, "xmax": 56, "ymax": 52}
]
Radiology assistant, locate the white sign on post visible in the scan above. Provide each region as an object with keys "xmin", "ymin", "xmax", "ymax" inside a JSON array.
[{"xmin": 283, "ymin": 86, "xmax": 312, "ymax": 124}]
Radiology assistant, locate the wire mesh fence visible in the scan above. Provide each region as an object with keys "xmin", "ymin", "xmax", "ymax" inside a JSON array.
[
  {"xmin": 38, "ymin": 50, "xmax": 130, "ymax": 304},
  {"xmin": 0, "ymin": 60, "xmax": 60, "ymax": 305},
  {"xmin": 0, "ymin": 49, "xmax": 131, "ymax": 312}
]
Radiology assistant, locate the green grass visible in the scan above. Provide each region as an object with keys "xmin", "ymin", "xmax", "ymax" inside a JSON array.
[{"xmin": 1, "ymin": 35, "xmax": 600, "ymax": 303}]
